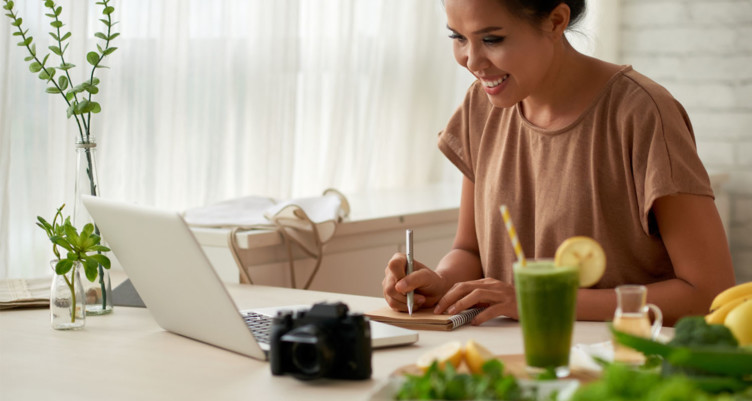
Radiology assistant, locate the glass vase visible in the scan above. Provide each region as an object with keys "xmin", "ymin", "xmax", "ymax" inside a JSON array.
[
  {"xmin": 74, "ymin": 138, "xmax": 114, "ymax": 315},
  {"xmin": 50, "ymin": 260, "xmax": 86, "ymax": 330}
]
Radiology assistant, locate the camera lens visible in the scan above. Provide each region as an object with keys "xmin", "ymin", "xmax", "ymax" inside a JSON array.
[
  {"xmin": 291, "ymin": 342, "xmax": 322, "ymax": 375},
  {"xmin": 281, "ymin": 324, "xmax": 334, "ymax": 380}
]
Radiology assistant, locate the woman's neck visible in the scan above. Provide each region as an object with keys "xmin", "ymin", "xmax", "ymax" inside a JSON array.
[{"xmin": 520, "ymin": 40, "xmax": 612, "ymax": 131}]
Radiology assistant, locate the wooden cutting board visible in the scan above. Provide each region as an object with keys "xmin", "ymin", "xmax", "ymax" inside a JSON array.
[{"xmin": 392, "ymin": 353, "xmax": 600, "ymax": 383}]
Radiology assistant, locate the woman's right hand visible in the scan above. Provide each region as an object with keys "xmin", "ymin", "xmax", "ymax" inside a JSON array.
[{"xmin": 382, "ymin": 252, "xmax": 449, "ymax": 312}]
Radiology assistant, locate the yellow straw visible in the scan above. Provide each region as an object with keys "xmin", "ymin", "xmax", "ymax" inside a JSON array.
[{"xmin": 500, "ymin": 205, "xmax": 526, "ymax": 267}]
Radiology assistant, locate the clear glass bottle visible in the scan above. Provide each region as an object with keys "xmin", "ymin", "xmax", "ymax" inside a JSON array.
[
  {"xmin": 50, "ymin": 260, "xmax": 86, "ymax": 330},
  {"xmin": 74, "ymin": 138, "xmax": 114, "ymax": 315}
]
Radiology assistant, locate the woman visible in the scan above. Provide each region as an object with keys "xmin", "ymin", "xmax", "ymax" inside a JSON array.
[{"xmin": 382, "ymin": 0, "xmax": 735, "ymax": 326}]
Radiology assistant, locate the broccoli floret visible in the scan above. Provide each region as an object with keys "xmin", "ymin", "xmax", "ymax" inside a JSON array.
[
  {"xmin": 668, "ymin": 316, "xmax": 738, "ymax": 349},
  {"xmin": 663, "ymin": 316, "xmax": 743, "ymax": 391}
]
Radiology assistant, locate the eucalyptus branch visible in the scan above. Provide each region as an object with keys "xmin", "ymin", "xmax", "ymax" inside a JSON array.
[
  {"xmin": 2, "ymin": 0, "xmax": 119, "ymax": 144},
  {"xmin": 3, "ymin": 0, "xmax": 86, "ymax": 139},
  {"xmin": 43, "ymin": 0, "xmax": 88, "ymax": 141},
  {"xmin": 86, "ymin": 0, "xmax": 118, "ymax": 141}
]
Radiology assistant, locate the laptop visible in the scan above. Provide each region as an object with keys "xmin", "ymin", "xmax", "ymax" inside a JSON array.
[{"xmin": 82, "ymin": 195, "xmax": 418, "ymax": 361}]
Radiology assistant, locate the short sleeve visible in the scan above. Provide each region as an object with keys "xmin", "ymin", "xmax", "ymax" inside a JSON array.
[
  {"xmin": 624, "ymin": 79, "xmax": 713, "ymax": 235},
  {"xmin": 437, "ymin": 81, "xmax": 491, "ymax": 183}
]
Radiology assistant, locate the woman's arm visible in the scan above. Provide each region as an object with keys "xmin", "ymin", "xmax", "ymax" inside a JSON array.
[
  {"xmin": 432, "ymin": 178, "xmax": 520, "ymax": 322},
  {"xmin": 576, "ymin": 193, "xmax": 736, "ymax": 325}
]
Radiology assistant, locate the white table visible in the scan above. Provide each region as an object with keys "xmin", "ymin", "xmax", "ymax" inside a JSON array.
[{"xmin": 0, "ymin": 280, "xmax": 615, "ymax": 401}]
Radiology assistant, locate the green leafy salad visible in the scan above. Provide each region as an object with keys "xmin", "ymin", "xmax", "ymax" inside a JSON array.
[
  {"xmin": 396, "ymin": 359, "xmax": 540, "ymax": 401},
  {"xmin": 394, "ymin": 317, "xmax": 752, "ymax": 400}
]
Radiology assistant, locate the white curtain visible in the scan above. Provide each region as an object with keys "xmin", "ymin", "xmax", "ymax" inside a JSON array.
[
  {"xmin": 0, "ymin": 0, "xmax": 473, "ymax": 279},
  {"xmin": 0, "ymin": 0, "xmax": 611, "ymax": 279}
]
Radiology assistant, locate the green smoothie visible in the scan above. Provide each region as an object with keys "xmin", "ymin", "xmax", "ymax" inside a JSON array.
[{"xmin": 514, "ymin": 260, "xmax": 578, "ymax": 375}]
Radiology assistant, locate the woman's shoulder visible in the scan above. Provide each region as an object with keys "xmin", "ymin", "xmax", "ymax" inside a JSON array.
[{"xmin": 609, "ymin": 66, "xmax": 686, "ymax": 115}]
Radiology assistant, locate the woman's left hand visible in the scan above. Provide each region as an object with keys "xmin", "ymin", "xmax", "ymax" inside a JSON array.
[{"xmin": 432, "ymin": 278, "xmax": 518, "ymax": 325}]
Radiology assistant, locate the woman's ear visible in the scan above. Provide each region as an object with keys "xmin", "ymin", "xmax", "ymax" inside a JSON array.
[{"xmin": 541, "ymin": 2, "xmax": 571, "ymax": 39}]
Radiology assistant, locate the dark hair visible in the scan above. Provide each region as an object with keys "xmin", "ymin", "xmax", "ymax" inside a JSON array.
[{"xmin": 500, "ymin": 0, "xmax": 586, "ymax": 29}]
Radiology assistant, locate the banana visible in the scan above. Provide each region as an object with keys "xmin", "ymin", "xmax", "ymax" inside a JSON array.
[
  {"xmin": 710, "ymin": 281, "xmax": 752, "ymax": 312},
  {"xmin": 706, "ymin": 296, "xmax": 750, "ymax": 324},
  {"xmin": 724, "ymin": 298, "xmax": 752, "ymax": 346}
]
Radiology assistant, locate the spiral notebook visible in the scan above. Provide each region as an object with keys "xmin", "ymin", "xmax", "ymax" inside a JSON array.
[{"xmin": 366, "ymin": 306, "xmax": 484, "ymax": 331}]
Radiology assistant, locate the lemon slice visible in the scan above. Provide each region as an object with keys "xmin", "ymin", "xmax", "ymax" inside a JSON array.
[
  {"xmin": 415, "ymin": 341, "xmax": 464, "ymax": 372},
  {"xmin": 464, "ymin": 339, "xmax": 496, "ymax": 374},
  {"xmin": 554, "ymin": 236, "xmax": 606, "ymax": 287}
]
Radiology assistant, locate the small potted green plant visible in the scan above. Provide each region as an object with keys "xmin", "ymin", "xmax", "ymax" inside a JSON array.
[{"xmin": 37, "ymin": 204, "xmax": 111, "ymax": 330}]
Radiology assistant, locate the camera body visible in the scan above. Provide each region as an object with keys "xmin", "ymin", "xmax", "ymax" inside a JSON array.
[{"xmin": 270, "ymin": 302, "xmax": 372, "ymax": 380}]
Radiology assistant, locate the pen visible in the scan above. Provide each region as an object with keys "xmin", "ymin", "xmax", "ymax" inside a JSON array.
[{"xmin": 406, "ymin": 229, "xmax": 414, "ymax": 316}]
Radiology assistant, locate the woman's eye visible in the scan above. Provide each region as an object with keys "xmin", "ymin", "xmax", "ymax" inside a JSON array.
[
  {"xmin": 483, "ymin": 36, "xmax": 505, "ymax": 45},
  {"xmin": 448, "ymin": 33, "xmax": 466, "ymax": 42}
]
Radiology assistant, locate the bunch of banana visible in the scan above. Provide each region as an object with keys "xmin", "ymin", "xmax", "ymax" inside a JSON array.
[{"xmin": 706, "ymin": 281, "xmax": 752, "ymax": 346}]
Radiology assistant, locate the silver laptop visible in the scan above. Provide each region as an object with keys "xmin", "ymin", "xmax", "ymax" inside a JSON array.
[{"xmin": 82, "ymin": 195, "xmax": 418, "ymax": 361}]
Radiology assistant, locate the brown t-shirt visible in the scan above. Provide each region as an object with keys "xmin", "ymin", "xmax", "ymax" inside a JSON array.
[{"xmin": 438, "ymin": 66, "xmax": 713, "ymax": 288}]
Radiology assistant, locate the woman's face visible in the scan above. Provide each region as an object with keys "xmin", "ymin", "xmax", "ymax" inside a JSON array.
[{"xmin": 445, "ymin": 0, "xmax": 557, "ymax": 108}]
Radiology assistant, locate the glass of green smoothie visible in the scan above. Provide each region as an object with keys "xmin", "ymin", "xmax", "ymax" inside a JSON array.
[{"xmin": 514, "ymin": 259, "xmax": 579, "ymax": 378}]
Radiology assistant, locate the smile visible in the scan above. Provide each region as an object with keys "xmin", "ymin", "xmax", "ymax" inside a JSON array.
[{"xmin": 482, "ymin": 74, "xmax": 509, "ymax": 88}]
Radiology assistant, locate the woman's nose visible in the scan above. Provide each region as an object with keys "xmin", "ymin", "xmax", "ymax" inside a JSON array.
[{"xmin": 464, "ymin": 44, "xmax": 488, "ymax": 73}]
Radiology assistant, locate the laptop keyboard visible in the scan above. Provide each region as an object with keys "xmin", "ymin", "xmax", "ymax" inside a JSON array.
[{"xmin": 242, "ymin": 311, "xmax": 273, "ymax": 345}]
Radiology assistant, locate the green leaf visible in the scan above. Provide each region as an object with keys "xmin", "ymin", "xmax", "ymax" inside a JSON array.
[
  {"xmin": 84, "ymin": 259, "xmax": 98, "ymax": 282},
  {"xmin": 90, "ymin": 102, "xmax": 101, "ymax": 113},
  {"xmin": 44, "ymin": 0, "xmax": 53, "ymax": 8},
  {"xmin": 83, "ymin": 83, "xmax": 98, "ymax": 94},
  {"xmin": 11, "ymin": 17, "xmax": 21, "ymax": 26},
  {"xmin": 49, "ymin": 45, "xmax": 61, "ymax": 56},
  {"xmin": 30, "ymin": 43, "xmax": 36, "ymax": 56},
  {"xmin": 51, "ymin": 237, "xmax": 72, "ymax": 252},
  {"xmin": 42, "ymin": 54, "xmax": 49, "ymax": 66},
  {"xmin": 103, "ymin": 47, "xmax": 117, "ymax": 56},
  {"xmin": 2, "ymin": 2, "xmax": 12, "ymax": 11},
  {"xmin": 45, "ymin": 13, "xmax": 55, "ymax": 18},
  {"xmin": 103, "ymin": 6, "xmax": 114, "ymax": 15},
  {"xmin": 81, "ymin": 223, "xmax": 95, "ymax": 238},
  {"xmin": 29, "ymin": 62, "xmax": 42, "ymax": 73},
  {"xmin": 46, "ymin": 87, "xmax": 61, "ymax": 94},
  {"xmin": 99, "ymin": 18, "xmax": 111, "ymax": 27},
  {"xmin": 65, "ymin": 91, "xmax": 75, "ymax": 101},
  {"xmin": 49, "ymin": 32, "xmax": 59, "ymax": 41},
  {"xmin": 90, "ymin": 77, "xmax": 100, "ymax": 85},
  {"xmin": 50, "ymin": 20, "xmax": 63, "ymax": 28},
  {"xmin": 58, "ymin": 62, "xmax": 75, "ymax": 71},
  {"xmin": 58, "ymin": 75, "xmax": 68, "ymax": 90},
  {"xmin": 108, "ymin": 32, "xmax": 120, "ymax": 41},
  {"xmin": 86, "ymin": 51, "xmax": 99, "ymax": 66},
  {"xmin": 55, "ymin": 6, "xmax": 62, "ymax": 16},
  {"xmin": 38, "ymin": 70, "xmax": 50, "ymax": 80},
  {"xmin": 37, "ymin": 216, "xmax": 52, "ymax": 230},
  {"xmin": 66, "ymin": 104, "xmax": 74, "ymax": 118},
  {"xmin": 97, "ymin": 43, "xmax": 103, "ymax": 54},
  {"xmin": 61, "ymin": 32, "xmax": 71, "ymax": 41},
  {"xmin": 55, "ymin": 259, "xmax": 73, "ymax": 275},
  {"xmin": 63, "ymin": 222, "xmax": 80, "ymax": 246},
  {"xmin": 24, "ymin": 55, "xmax": 33, "ymax": 61},
  {"xmin": 95, "ymin": 32, "xmax": 107, "ymax": 40},
  {"xmin": 88, "ymin": 254, "xmax": 111, "ymax": 269},
  {"xmin": 91, "ymin": 245, "xmax": 110, "ymax": 252}
]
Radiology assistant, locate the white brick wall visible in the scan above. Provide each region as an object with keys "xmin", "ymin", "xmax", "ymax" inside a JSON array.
[{"xmin": 620, "ymin": 0, "xmax": 752, "ymax": 282}]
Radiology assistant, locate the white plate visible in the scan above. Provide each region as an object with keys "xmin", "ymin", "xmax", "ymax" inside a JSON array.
[{"xmin": 367, "ymin": 376, "xmax": 580, "ymax": 401}]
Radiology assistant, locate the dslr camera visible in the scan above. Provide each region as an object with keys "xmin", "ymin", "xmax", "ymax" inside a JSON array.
[{"xmin": 270, "ymin": 302, "xmax": 372, "ymax": 380}]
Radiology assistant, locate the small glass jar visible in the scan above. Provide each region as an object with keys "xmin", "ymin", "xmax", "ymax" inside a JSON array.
[{"xmin": 50, "ymin": 260, "xmax": 86, "ymax": 330}]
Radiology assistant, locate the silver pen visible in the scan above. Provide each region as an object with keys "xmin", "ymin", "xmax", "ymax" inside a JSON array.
[{"xmin": 406, "ymin": 229, "xmax": 414, "ymax": 316}]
